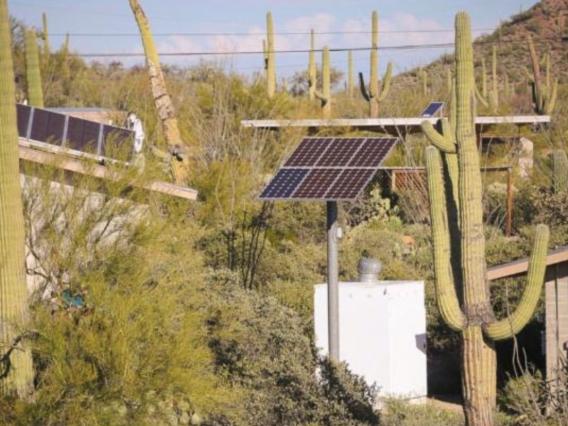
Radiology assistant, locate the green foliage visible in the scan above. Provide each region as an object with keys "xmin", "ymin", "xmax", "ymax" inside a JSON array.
[{"xmin": 205, "ymin": 275, "xmax": 379, "ymax": 425}]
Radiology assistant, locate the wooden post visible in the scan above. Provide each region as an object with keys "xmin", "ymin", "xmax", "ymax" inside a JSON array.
[{"xmin": 506, "ymin": 167, "xmax": 513, "ymax": 236}]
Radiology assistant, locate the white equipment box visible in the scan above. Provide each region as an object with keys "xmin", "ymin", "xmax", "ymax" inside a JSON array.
[{"xmin": 314, "ymin": 280, "xmax": 427, "ymax": 401}]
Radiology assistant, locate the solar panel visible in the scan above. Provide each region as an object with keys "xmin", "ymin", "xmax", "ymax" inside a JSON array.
[
  {"xmin": 421, "ymin": 102, "xmax": 444, "ymax": 117},
  {"xmin": 284, "ymin": 137, "xmax": 332, "ymax": 167},
  {"xmin": 293, "ymin": 168, "xmax": 342, "ymax": 199},
  {"xmin": 260, "ymin": 168, "xmax": 309, "ymax": 199},
  {"xmin": 348, "ymin": 138, "xmax": 397, "ymax": 168},
  {"xmin": 325, "ymin": 168, "xmax": 376, "ymax": 199},
  {"xmin": 316, "ymin": 138, "xmax": 365, "ymax": 167},
  {"xmin": 260, "ymin": 136, "xmax": 398, "ymax": 201},
  {"xmin": 16, "ymin": 104, "xmax": 134, "ymax": 161}
]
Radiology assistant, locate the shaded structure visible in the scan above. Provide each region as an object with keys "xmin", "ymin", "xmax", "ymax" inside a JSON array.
[{"xmin": 487, "ymin": 246, "xmax": 568, "ymax": 390}]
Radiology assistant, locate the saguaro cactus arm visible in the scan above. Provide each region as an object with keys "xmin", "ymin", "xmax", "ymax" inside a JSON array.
[
  {"xmin": 422, "ymin": 119, "xmax": 456, "ymax": 153},
  {"xmin": 308, "ymin": 29, "xmax": 316, "ymax": 100},
  {"xmin": 484, "ymin": 225, "xmax": 549, "ymax": 341},
  {"xmin": 358, "ymin": 72, "xmax": 371, "ymax": 102},
  {"xmin": 24, "ymin": 29, "xmax": 44, "ymax": 107},
  {"xmin": 314, "ymin": 47, "xmax": 331, "ymax": 118},
  {"xmin": 552, "ymin": 149, "xmax": 568, "ymax": 193},
  {"xmin": 378, "ymin": 62, "xmax": 392, "ymax": 101},
  {"xmin": 425, "ymin": 146, "xmax": 466, "ymax": 331}
]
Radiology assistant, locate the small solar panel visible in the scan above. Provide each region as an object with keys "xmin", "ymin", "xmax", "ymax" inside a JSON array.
[
  {"xmin": 260, "ymin": 136, "xmax": 398, "ymax": 201},
  {"xmin": 316, "ymin": 138, "xmax": 365, "ymax": 167},
  {"xmin": 260, "ymin": 168, "xmax": 309, "ymax": 199},
  {"xmin": 292, "ymin": 168, "xmax": 342, "ymax": 199},
  {"xmin": 348, "ymin": 138, "xmax": 397, "ymax": 168},
  {"xmin": 284, "ymin": 137, "xmax": 332, "ymax": 167},
  {"xmin": 421, "ymin": 102, "xmax": 444, "ymax": 117},
  {"xmin": 325, "ymin": 168, "xmax": 376, "ymax": 199}
]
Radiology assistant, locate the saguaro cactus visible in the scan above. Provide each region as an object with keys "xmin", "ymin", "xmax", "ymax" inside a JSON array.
[
  {"xmin": 314, "ymin": 47, "xmax": 331, "ymax": 119},
  {"xmin": 552, "ymin": 149, "xmax": 568, "ymax": 193},
  {"xmin": 128, "ymin": 0, "xmax": 190, "ymax": 184},
  {"xmin": 265, "ymin": 12, "xmax": 276, "ymax": 98},
  {"xmin": 0, "ymin": 0, "xmax": 34, "ymax": 398},
  {"xmin": 421, "ymin": 12, "xmax": 549, "ymax": 425},
  {"xmin": 41, "ymin": 12, "xmax": 50, "ymax": 65},
  {"xmin": 24, "ymin": 29, "xmax": 44, "ymax": 107},
  {"xmin": 359, "ymin": 11, "xmax": 392, "ymax": 118},
  {"xmin": 490, "ymin": 45, "xmax": 499, "ymax": 111},
  {"xmin": 347, "ymin": 50, "xmax": 354, "ymax": 98},
  {"xmin": 420, "ymin": 68, "xmax": 429, "ymax": 96},
  {"xmin": 308, "ymin": 29, "xmax": 316, "ymax": 101},
  {"xmin": 528, "ymin": 35, "xmax": 557, "ymax": 115}
]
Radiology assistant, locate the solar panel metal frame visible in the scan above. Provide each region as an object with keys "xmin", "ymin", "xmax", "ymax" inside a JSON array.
[
  {"xmin": 421, "ymin": 101, "xmax": 445, "ymax": 117},
  {"xmin": 260, "ymin": 136, "xmax": 398, "ymax": 201}
]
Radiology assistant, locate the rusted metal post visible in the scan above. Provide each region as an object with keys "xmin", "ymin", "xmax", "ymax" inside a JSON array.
[{"xmin": 506, "ymin": 167, "xmax": 513, "ymax": 236}]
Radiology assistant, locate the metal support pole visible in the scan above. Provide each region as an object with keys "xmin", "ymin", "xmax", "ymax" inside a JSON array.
[{"xmin": 326, "ymin": 201, "xmax": 340, "ymax": 361}]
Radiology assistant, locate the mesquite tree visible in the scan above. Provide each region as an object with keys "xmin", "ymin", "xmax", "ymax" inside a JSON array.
[{"xmin": 421, "ymin": 12, "xmax": 549, "ymax": 425}]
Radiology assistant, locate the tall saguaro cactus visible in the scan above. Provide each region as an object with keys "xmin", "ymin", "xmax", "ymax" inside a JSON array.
[
  {"xmin": 0, "ymin": 0, "xmax": 34, "ymax": 398},
  {"xmin": 128, "ymin": 0, "xmax": 190, "ymax": 184},
  {"xmin": 528, "ymin": 35, "xmax": 557, "ymax": 115},
  {"xmin": 347, "ymin": 50, "xmax": 354, "ymax": 98},
  {"xmin": 314, "ymin": 47, "xmax": 331, "ymax": 119},
  {"xmin": 308, "ymin": 29, "xmax": 316, "ymax": 101},
  {"xmin": 359, "ymin": 11, "xmax": 392, "ymax": 118},
  {"xmin": 421, "ymin": 12, "xmax": 549, "ymax": 425},
  {"xmin": 24, "ymin": 29, "xmax": 44, "ymax": 107},
  {"xmin": 265, "ymin": 12, "xmax": 276, "ymax": 98},
  {"xmin": 41, "ymin": 12, "xmax": 50, "ymax": 65},
  {"xmin": 490, "ymin": 45, "xmax": 499, "ymax": 111}
]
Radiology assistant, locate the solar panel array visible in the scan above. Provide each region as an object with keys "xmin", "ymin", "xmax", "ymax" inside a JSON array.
[
  {"xmin": 16, "ymin": 104, "xmax": 134, "ymax": 160},
  {"xmin": 421, "ymin": 101, "xmax": 445, "ymax": 118},
  {"xmin": 260, "ymin": 137, "xmax": 398, "ymax": 201}
]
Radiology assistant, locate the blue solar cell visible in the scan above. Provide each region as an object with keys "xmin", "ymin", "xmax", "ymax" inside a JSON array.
[
  {"xmin": 284, "ymin": 137, "xmax": 333, "ymax": 167},
  {"xmin": 348, "ymin": 138, "xmax": 397, "ymax": 168},
  {"xmin": 421, "ymin": 102, "xmax": 444, "ymax": 117},
  {"xmin": 259, "ymin": 168, "xmax": 309, "ymax": 199}
]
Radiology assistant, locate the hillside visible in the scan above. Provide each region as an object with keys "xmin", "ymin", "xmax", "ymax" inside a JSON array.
[{"xmin": 400, "ymin": 0, "xmax": 568, "ymax": 92}]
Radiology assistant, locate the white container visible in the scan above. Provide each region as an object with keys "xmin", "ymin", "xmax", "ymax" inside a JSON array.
[{"xmin": 314, "ymin": 280, "xmax": 427, "ymax": 401}]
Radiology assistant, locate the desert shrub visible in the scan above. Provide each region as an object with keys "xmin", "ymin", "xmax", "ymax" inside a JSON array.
[
  {"xmin": 381, "ymin": 399, "xmax": 463, "ymax": 426},
  {"xmin": 0, "ymin": 166, "xmax": 235, "ymax": 425},
  {"xmin": 204, "ymin": 275, "xmax": 380, "ymax": 426}
]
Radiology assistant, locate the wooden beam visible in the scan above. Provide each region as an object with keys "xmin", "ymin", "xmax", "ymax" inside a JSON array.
[
  {"xmin": 241, "ymin": 115, "xmax": 551, "ymax": 130},
  {"xmin": 18, "ymin": 142, "xmax": 198, "ymax": 201},
  {"xmin": 487, "ymin": 246, "xmax": 568, "ymax": 281}
]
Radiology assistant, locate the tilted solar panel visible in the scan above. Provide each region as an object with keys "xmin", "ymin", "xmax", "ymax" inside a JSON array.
[
  {"xmin": 316, "ymin": 138, "xmax": 365, "ymax": 167},
  {"xmin": 260, "ymin": 136, "xmax": 398, "ymax": 201},
  {"xmin": 348, "ymin": 138, "xmax": 397, "ymax": 168},
  {"xmin": 284, "ymin": 137, "xmax": 333, "ymax": 167},
  {"xmin": 293, "ymin": 168, "xmax": 342, "ymax": 199},
  {"xmin": 16, "ymin": 104, "xmax": 135, "ymax": 161},
  {"xmin": 421, "ymin": 102, "xmax": 444, "ymax": 118},
  {"xmin": 325, "ymin": 168, "xmax": 376, "ymax": 199},
  {"xmin": 260, "ymin": 168, "xmax": 309, "ymax": 199}
]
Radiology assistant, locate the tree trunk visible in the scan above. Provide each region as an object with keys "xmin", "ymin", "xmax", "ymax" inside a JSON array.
[{"xmin": 128, "ymin": 0, "xmax": 189, "ymax": 184}]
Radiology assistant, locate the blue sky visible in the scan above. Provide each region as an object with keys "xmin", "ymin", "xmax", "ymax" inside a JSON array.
[{"xmin": 8, "ymin": 0, "xmax": 539, "ymax": 78}]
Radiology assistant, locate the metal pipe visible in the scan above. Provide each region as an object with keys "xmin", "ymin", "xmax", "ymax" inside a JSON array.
[{"xmin": 327, "ymin": 201, "xmax": 340, "ymax": 361}]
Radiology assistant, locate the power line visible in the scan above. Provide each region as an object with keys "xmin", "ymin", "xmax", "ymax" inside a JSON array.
[
  {"xmin": 49, "ymin": 28, "xmax": 495, "ymax": 38},
  {"xmin": 75, "ymin": 43, "xmax": 457, "ymax": 58}
]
